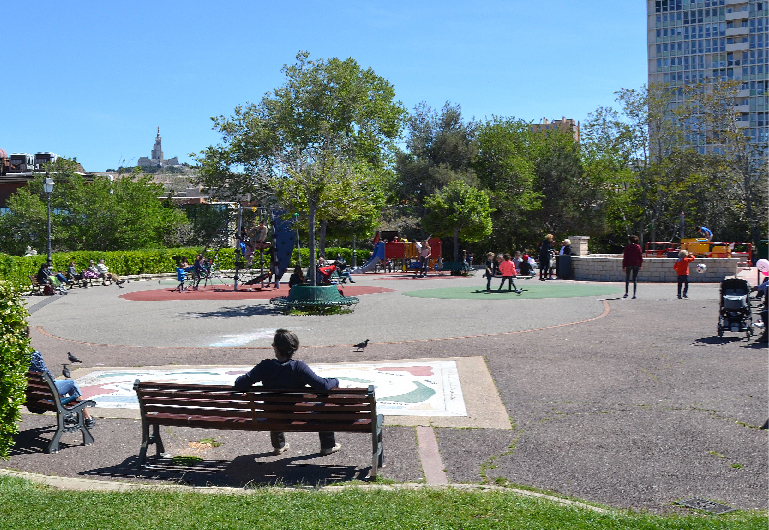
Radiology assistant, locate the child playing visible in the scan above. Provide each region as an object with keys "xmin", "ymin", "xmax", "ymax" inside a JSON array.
[
  {"xmin": 674, "ymin": 249, "xmax": 696, "ymax": 299},
  {"xmin": 175, "ymin": 260, "xmax": 189, "ymax": 292},
  {"xmin": 498, "ymin": 253, "xmax": 522, "ymax": 294}
]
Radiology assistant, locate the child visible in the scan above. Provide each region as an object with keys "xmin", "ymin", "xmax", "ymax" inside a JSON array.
[
  {"xmin": 498, "ymin": 253, "xmax": 522, "ymax": 294},
  {"xmin": 674, "ymin": 249, "xmax": 696, "ymax": 299},
  {"xmin": 175, "ymin": 261, "xmax": 187, "ymax": 292},
  {"xmin": 233, "ymin": 329, "xmax": 341, "ymax": 456},
  {"xmin": 484, "ymin": 252, "xmax": 497, "ymax": 292}
]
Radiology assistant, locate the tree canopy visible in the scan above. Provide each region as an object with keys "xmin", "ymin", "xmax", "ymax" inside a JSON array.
[
  {"xmin": 0, "ymin": 159, "xmax": 188, "ymax": 255},
  {"xmin": 195, "ymin": 51, "xmax": 406, "ymax": 281}
]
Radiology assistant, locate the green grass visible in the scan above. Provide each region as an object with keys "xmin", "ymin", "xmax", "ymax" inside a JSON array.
[{"xmin": 0, "ymin": 476, "xmax": 765, "ymax": 530}]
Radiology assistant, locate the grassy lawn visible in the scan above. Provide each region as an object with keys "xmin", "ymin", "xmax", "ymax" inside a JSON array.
[{"xmin": 0, "ymin": 476, "xmax": 764, "ymax": 529}]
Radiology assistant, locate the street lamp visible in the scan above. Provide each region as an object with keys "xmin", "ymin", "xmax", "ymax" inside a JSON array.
[{"xmin": 43, "ymin": 174, "xmax": 54, "ymax": 264}]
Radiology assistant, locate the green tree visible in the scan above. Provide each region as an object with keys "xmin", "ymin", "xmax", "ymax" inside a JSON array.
[
  {"xmin": 423, "ymin": 180, "xmax": 493, "ymax": 261},
  {"xmin": 0, "ymin": 159, "xmax": 189, "ymax": 254},
  {"xmin": 680, "ymin": 78, "xmax": 768, "ymax": 245},
  {"xmin": 0, "ymin": 188, "xmax": 48, "ymax": 256},
  {"xmin": 581, "ymin": 83, "xmax": 705, "ymax": 247},
  {"xmin": 474, "ymin": 117, "xmax": 541, "ymax": 251},
  {"xmin": 195, "ymin": 51, "xmax": 406, "ymax": 282},
  {"xmin": 0, "ymin": 282, "xmax": 31, "ymax": 459},
  {"xmin": 393, "ymin": 102, "xmax": 479, "ymax": 236}
]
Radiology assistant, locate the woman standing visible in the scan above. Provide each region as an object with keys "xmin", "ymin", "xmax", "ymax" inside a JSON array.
[
  {"xmin": 622, "ymin": 235, "xmax": 643, "ymax": 299},
  {"xmin": 538, "ymin": 234, "xmax": 555, "ymax": 281}
]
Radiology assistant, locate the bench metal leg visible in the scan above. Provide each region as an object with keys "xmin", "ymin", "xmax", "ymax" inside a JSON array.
[
  {"xmin": 49, "ymin": 404, "xmax": 94, "ymax": 453},
  {"xmin": 370, "ymin": 414, "xmax": 385, "ymax": 479},
  {"xmin": 138, "ymin": 423, "xmax": 165, "ymax": 468}
]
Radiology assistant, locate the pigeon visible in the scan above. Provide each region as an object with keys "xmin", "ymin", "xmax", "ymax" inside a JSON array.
[
  {"xmin": 62, "ymin": 364, "xmax": 71, "ymax": 379},
  {"xmin": 353, "ymin": 339, "xmax": 369, "ymax": 352},
  {"xmin": 67, "ymin": 352, "xmax": 82, "ymax": 364}
]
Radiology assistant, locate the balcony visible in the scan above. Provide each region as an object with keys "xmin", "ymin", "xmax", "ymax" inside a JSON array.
[
  {"xmin": 725, "ymin": 27, "xmax": 749, "ymax": 37},
  {"xmin": 726, "ymin": 42, "xmax": 750, "ymax": 52},
  {"xmin": 725, "ymin": 10, "xmax": 749, "ymax": 21}
]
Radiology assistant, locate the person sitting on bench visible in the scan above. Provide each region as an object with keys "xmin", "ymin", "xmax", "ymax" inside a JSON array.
[
  {"xmin": 29, "ymin": 349, "xmax": 95, "ymax": 428},
  {"xmin": 233, "ymin": 328, "xmax": 341, "ymax": 456}
]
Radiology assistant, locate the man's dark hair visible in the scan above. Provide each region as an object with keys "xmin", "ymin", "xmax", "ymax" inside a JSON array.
[
  {"xmin": 273, "ymin": 328, "xmax": 299, "ymax": 359},
  {"xmin": 629, "ymin": 235, "xmax": 639, "ymax": 244}
]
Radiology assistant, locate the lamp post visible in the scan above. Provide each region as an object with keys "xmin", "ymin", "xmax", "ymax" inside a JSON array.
[{"xmin": 43, "ymin": 175, "xmax": 54, "ymax": 264}]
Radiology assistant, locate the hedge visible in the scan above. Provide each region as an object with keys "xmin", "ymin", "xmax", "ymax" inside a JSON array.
[
  {"xmin": 0, "ymin": 246, "xmax": 373, "ymax": 290},
  {"xmin": 0, "ymin": 281, "xmax": 31, "ymax": 459}
]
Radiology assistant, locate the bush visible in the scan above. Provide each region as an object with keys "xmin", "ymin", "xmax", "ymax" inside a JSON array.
[
  {"xmin": 0, "ymin": 282, "xmax": 31, "ymax": 459},
  {"xmin": 0, "ymin": 248, "xmax": 207, "ymax": 288},
  {"xmin": 0, "ymin": 246, "xmax": 373, "ymax": 290}
]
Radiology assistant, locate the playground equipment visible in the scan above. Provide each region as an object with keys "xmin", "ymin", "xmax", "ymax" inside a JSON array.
[
  {"xmin": 644, "ymin": 240, "xmax": 753, "ymax": 267},
  {"xmin": 200, "ymin": 204, "xmax": 296, "ymax": 290},
  {"xmin": 352, "ymin": 236, "xmax": 443, "ymax": 274}
]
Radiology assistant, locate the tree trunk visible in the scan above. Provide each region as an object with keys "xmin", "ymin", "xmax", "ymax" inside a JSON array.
[
  {"xmin": 308, "ymin": 202, "xmax": 317, "ymax": 286},
  {"xmin": 453, "ymin": 227, "xmax": 459, "ymax": 262},
  {"xmin": 319, "ymin": 220, "xmax": 327, "ymax": 259}
]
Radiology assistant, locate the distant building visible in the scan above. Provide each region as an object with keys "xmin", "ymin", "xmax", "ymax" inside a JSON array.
[
  {"xmin": 0, "ymin": 150, "xmax": 86, "ymax": 208},
  {"xmin": 647, "ymin": 0, "xmax": 768, "ymax": 154},
  {"xmin": 137, "ymin": 127, "xmax": 180, "ymax": 168},
  {"xmin": 531, "ymin": 117, "xmax": 581, "ymax": 143}
]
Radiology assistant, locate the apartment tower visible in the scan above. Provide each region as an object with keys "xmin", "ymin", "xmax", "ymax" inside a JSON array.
[{"xmin": 647, "ymin": 0, "xmax": 768, "ymax": 153}]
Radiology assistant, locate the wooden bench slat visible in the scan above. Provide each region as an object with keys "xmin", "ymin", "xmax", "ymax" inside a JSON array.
[
  {"xmin": 145, "ymin": 415, "xmax": 374, "ymax": 433},
  {"xmin": 134, "ymin": 380, "xmax": 384, "ymax": 477},
  {"xmin": 141, "ymin": 397, "xmax": 373, "ymax": 414},
  {"xmin": 137, "ymin": 383, "xmax": 371, "ymax": 395}
]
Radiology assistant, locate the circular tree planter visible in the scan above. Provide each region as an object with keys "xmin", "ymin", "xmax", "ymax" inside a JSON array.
[{"xmin": 270, "ymin": 285, "xmax": 359, "ymax": 313}]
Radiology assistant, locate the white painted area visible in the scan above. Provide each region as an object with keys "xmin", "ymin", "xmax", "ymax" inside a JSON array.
[
  {"xmin": 208, "ymin": 329, "xmax": 276, "ymax": 347},
  {"xmin": 76, "ymin": 361, "xmax": 466, "ymax": 417}
]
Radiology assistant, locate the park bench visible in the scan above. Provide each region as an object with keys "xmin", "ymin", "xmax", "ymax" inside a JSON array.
[
  {"xmin": 25, "ymin": 371, "xmax": 96, "ymax": 453},
  {"xmin": 133, "ymin": 381, "xmax": 385, "ymax": 478},
  {"xmin": 28, "ymin": 275, "xmax": 46, "ymax": 295},
  {"xmin": 440, "ymin": 261, "xmax": 473, "ymax": 275}
]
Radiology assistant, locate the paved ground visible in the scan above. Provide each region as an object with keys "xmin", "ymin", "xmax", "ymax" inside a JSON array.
[{"xmin": 6, "ymin": 270, "xmax": 767, "ymax": 514}]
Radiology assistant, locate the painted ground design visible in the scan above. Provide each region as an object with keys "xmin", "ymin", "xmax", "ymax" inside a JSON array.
[
  {"xmin": 76, "ymin": 360, "xmax": 466, "ymax": 417},
  {"xmin": 403, "ymin": 282, "xmax": 623, "ymax": 299},
  {"xmin": 121, "ymin": 283, "xmax": 393, "ymax": 302}
]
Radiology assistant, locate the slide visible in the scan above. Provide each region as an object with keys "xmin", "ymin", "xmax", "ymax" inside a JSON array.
[{"xmin": 351, "ymin": 242, "xmax": 385, "ymax": 274}]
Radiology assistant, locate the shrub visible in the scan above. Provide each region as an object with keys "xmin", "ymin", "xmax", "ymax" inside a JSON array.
[{"xmin": 0, "ymin": 282, "xmax": 31, "ymax": 459}]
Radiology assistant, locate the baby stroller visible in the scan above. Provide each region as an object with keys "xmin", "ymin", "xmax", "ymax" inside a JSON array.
[{"xmin": 717, "ymin": 278, "xmax": 753, "ymax": 338}]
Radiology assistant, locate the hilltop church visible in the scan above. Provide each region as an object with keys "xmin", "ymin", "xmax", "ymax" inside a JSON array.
[{"xmin": 137, "ymin": 127, "xmax": 179, "ymax": 168}]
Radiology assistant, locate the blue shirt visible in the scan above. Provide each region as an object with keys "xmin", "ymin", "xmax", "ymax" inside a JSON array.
[
  {"xmin": 29, "ymin": 350, "xmax": 52, "ymax": 378},
  {"xmin": 234, "ymin": 358, "xmax": 339, "ymax": 392},
  {"xmin": 699, "ymin": 227, "xmax": 712, "ymax": 240}
]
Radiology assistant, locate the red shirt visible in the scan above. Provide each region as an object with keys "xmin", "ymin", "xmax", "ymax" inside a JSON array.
[
  {"xmin": 499, "ymin": 260, "xmax": 517, "ymax": 277},
  {"xmin": 622, "ymin": 244, "xmax": 643, "ymax": 268},
  {"xmin": 674, "ymin": 255, "xmax": 695, "ymax": 275}
]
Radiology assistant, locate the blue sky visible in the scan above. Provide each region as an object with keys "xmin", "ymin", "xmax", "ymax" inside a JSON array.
[{"xmin": 2, "ymin": 1, "xmax": 647, "ymax": 172}]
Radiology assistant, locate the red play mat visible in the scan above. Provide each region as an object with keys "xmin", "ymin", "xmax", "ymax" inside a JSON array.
[{"xmin": 120, "ymin": 284, "xmax": 393, "ymax": 302}]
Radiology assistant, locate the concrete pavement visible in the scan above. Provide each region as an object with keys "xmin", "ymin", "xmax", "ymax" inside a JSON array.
[{"xmin": 7, "ymin": 270, "xmax": 767, "ymax": 514}]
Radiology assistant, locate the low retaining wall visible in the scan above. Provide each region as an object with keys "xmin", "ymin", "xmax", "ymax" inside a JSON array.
[{"xmin": 571, "ymin": 255, "xmax": 739, "ymax": 283}]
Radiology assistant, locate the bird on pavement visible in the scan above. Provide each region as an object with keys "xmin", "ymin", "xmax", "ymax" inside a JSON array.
[
  {"xmin": 62, "ymin": 364, "xmax": 71, "ymax": 379},
  {"xmin": 353, "ymin": 339, "xmax": 369, "ymax": 352},
  {"xmin": 67, "ymin": 352, "xmax": 82, "ymax": 364}
]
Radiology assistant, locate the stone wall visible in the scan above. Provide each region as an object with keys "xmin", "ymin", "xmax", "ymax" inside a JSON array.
[{"xmin": 571, "ymin": 255, "xmax": 739, "ymax": 283}]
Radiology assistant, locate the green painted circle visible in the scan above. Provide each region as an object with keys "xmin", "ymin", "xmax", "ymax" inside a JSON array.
[{"xmin": 403, "ymin": 282, "xmax": 623, "ymax": 300}]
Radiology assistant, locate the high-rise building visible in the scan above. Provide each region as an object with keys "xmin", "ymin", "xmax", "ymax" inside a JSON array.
[{"xmin": 647, "ymin": 0, "xmax": 768, "ymax": 154}]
